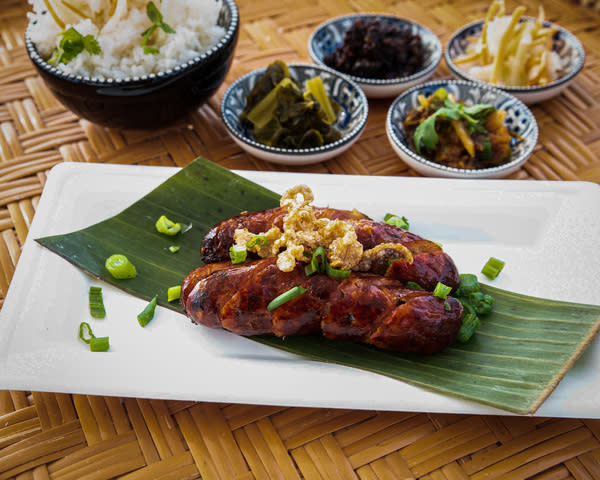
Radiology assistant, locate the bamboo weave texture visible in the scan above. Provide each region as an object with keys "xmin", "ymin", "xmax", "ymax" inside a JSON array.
[{"xmin": 1, "ymin": 0, "xmax": 600, "ymax": 478}]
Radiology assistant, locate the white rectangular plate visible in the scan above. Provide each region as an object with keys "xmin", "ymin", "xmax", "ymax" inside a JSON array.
[{"xmin": 1, "ymin": 162, "xmax": 599, "ymax": 417}]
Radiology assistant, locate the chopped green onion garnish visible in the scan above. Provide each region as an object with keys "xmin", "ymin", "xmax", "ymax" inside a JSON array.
[
  {"xmin": 105, "ymin": 254, "xmax": 137, "ymax": 279},
  {"xmin": 481, "ymin": 257, "xmax": 505, "ymax": 279},
  {"xmin": 468, "ymin": 291, "xmax": 494, "ymax": 315},
  {"xmin": 78, "ymin": 322, "xmax": 109, "ymax": 351},
  {"xmin": 229, "ymin": 244, "xmax": 247, "ymax": 264},
  {"xmin": 267, "ymin": 286, "xmax": 307, "ymax": 311},
  {"xmin": 155, "ymin": 215, "xmax": 181, "ymax": 235},
  {"xmin": 90, "ymin": 336, "xmax": 110, "ymax": 352},
  {"xmin": 78, "ymin": 322, "xmax": 95, "ymax": 344},
  {"xmin": 88, "ymin": 286, "xmax": 106, "ymax": 319},
  {"xmin": 246, "ymin": 235, "xmax": 268, "ymax": 248},
  {"xmin": 384, "ymin": 213, "xmax": 409, "ymax": 230},
  {"xmin": 167, "ymin": 285, "xmax": 181, "ymax": 302},
  {"xmin": 457, "ymin": 312, "xmax": 481, "ymax": 343},
  {"xmin": 444, "ymin": 301, "xmax": 451, "ymax": 311},
  {"xmin": 455, "ymin": 273, "xmax": 480, "ymax": 297},
  {"xmin": 406, "ymin": 281, "xmax": 425, "ymax": 291},
  {"xmin": 433, "ymin": 282, "xmax": 452, "ymax": 300},
  {"xmin": 137, "ymin": 294, "xmax": 158, "ymax": 327},
  {"xmin": 168, "ymin": 245, "xmax": 180, "ymax": 253},
  {"xmin": 325, "ymin": 262, "xmax": 351, "ymax": 279},
  {"xmin": 305, "ymin": 246, "xmax": 326, "ymax": 276}
]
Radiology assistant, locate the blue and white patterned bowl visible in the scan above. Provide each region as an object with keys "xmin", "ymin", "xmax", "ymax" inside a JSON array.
[
  {"xmin": 221, "ymin": 63, "xmax": 368, "ymax": 165},
  {"xmin": 308, "ymin": 14, "xmax": 442, "ymax": 98},
  {"xmin": 386, "ymin": 80, "xmax": 538, "ymax": 178},
  {"xmin": 445, "ymin": 18, "xmax": 585, "ymax": 105}
]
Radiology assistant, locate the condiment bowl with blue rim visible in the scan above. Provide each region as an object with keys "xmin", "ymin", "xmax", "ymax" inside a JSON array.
[
  {"xmin": 220, "ymin": 63, "xmax": 368, "ymax": 166},
  {"xmin": 25, "ymin": 0, "xmax": 239, "ymax": 129},
  {"xmin": 445, "ymin": 18, "xmax": 584, "ymax": 105},
  {"xmin": 386, "ymin": 79, "xmax": 538, "ymax": 179},
  {"xmin": 308, "ymin": 14, "xmax": 442, "ymax": 99}
]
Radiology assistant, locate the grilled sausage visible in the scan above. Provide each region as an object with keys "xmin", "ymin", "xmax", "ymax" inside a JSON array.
[
  {"xmin": 182, "ymin": 258, "xmax": 463, "ymax": 354},
  {"xmin": 200, "ymin": 210, "xmax": 460, "ymax": 290}
]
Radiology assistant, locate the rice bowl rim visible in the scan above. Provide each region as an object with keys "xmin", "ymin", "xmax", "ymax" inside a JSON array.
[
  {"xmin": 444, "ymin": 16, "xmax": 585, "ymax": 93},
  {"xmin": 25, "ymin": 0, "xmax": 239, "ymax": 86}
]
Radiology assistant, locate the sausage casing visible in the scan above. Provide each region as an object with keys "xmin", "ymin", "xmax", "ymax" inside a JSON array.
[{"xmin": 182, "ymin": 258, "xmax": 463, "ymax": 354}]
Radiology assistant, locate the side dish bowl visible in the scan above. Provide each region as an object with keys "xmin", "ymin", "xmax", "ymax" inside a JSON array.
[
  {"xmin": 25, "ymin": 0, "xmax": 239, "ymax": 129},
  {"xmin": 445, "ymin": 18, "xmax": 584, "ymax": 105},
  {"xmin": 221, "ymin": 63, "xmax": 368, "ymax": 165},
  {"xmin": 386, "ymin": 79, "xmax": 538, "ymax": 178},
  {"xmin": 308, "ymin": 14, "xmax": 442, "ymax": 98}
]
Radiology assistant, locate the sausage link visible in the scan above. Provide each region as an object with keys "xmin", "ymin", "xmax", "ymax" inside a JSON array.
[
  {"xmin": 182, "ymin": 258, "xmax": 463, "ymax": 354},
  {"xmin": 200, "ymin": 211, "xmax": 460, "ymax": 290},
  {"xmin": 201, "ymin": 206, "xmax": 369, "ymax": 264}
]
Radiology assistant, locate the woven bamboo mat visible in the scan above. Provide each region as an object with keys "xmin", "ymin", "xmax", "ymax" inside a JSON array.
[{"xmin": 2, "ymin": 0, "xmax": 600, "ymax": 478}]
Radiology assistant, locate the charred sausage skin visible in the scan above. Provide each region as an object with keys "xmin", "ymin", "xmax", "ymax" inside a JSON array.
[
  {"xmin": 200, "ymin": 208, "xmax": 460, "ymax": 290},
  {"xmin": 182, "ymin": 258, "xmax": 463, "ymax": 354}
]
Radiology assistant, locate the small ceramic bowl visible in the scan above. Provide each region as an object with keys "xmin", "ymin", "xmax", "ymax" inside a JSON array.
[
  {"xmin": 25, "ymin": 0, "xmax": 239, "ymax": 129},
  {"xmin": 221, "ymin": 63, "xmax": 368, "ymax": 166},
  {"xmin": 386, "ymin": 79, "xmax": 538, "ymax": 179},
  {"xmin": 308, "ymin": 14, "xmax": 442, "ymax": 98},
  {"xmin": 445, "ymin": 18, "xmax": 584, "ymax": 105}
]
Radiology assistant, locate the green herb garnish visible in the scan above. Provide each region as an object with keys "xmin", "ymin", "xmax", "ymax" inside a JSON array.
[
  {"xmin": 482, "ymin": 257, "xmax": 505, "ymax": 279},
  {"xmin": 155, "ymin": 215, "xmax": 181, "ymax": 235},
  {"xmin": 384, "ymin": 213, "xmax": 409, "ymax": 230},
  {"xmin": 229, "ymin": 244, "xmax": 247, "ymax": 264},
  {"xmin": 78, "ymin": 322, "xmax": 110, "ymax": 352},
  {"xmin": 105, "ymin": 254, "xmax": 137, "ymax": 279},
  {"xmin": 88, "ymin": 286, "xmax": 106, "ymax": 319},
  {"xmin": 413, "ymin": 91, "xmax": 497, "ymax": 154},
  {"xmin": 453, "ymin": 274, "xmax": 496, "ymax": 343},
  {"xmin": 137, "ymin": 294, "xmax": 158, "ymax": 327},
  {"xmin": 48, "ymin": 27, "xmax": 101, "ymax": 65},
  {"xmin": 267, "ymin": 286, "xmax": 307, "ymax": 311},
  {"xmin": 141, "ymin": 1, "xmax": 176, "ymax": 52}
]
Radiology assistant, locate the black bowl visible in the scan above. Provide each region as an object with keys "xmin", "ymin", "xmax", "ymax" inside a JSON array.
[{"xmin": 25, "ymin": 0, "xmax": 239, "ymax": 129}]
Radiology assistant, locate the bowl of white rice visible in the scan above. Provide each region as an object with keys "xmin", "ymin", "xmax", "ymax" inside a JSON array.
[{"xmin": 25, "ymin": 0, "xmax": 239, "ymax": 129}]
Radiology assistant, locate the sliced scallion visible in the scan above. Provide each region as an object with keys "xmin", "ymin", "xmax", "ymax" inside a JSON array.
[
  {"xmin": 457, "ymin": 312, "xmax": 481, "ymax": 343},
  {"xmin": 246, "ymin": 235, "xmax": 268, "ymax": 248},
  {"xmin": 325, "ymin": 262, "xmax": 351, "ymax": 279},
  {"xmin": 105, "ymin": 254, "xmax": 137, "ymax": 279},
  {"xmin": 88, "ymin": 286, "xmax": 106, "ymax": 318},
  {"xmin": 168, "ymin": 245, "xmax": 180, "ymax": 253},
  {"xmin": 305, "ymin": 246, "xmax": 326, "ymax": 276},
  {"xmin": 455, "ymin": 273, "xmax": 480, "ymax": 297},
  {"xmin": 167, "ymin": 285, "xmax": 181, "ymax": 302},
  {"xmin": 433, "ymin": 282, "xmax": 452, "ymax": 300},
  {"xmin": 481, "ymin": 257, "xmax": 505, "ymax": 279},
  {"xmin": 155, "ymin": 215, "xmax": 181, "ymax": 235},
  {"xmin": 90, "ymin": 336, "xmax": 110, "ymax": 352},
  {"xmin": 78, "ymin": 322, "xmax": 109, "ymax": 352},
  {"xmin": 137, "ymin": 294, "xmax": 158, "ymax": 327},
  {"xmin": 267, "ymin": 286, "xmax": 307, "ymax": 311},
  {"xmin": 229, "ymin": 244, "xmax": 247, "ymax": 264},
  {"xmin": 406, "ymin": 281, "xmax": 425, "ymax": 291},
  {"xmin": 78, "ymin": 322, "xmax": 95, "ymax": 344}
]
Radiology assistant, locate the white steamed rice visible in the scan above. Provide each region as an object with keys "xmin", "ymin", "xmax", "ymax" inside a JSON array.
[{"xmin": 27, "ymin": 0, "xmax": 226, "ymax": 79}]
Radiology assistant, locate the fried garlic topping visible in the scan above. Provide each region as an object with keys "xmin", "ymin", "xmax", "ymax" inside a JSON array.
[{"xmin": 231, "ymin": 185, "xmax": 411, "ymax": 273}]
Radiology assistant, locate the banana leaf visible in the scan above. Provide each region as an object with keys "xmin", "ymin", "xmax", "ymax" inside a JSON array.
[{"xmin": 36, "ymin": 157, "xmax": 600, "ymax": 415}]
